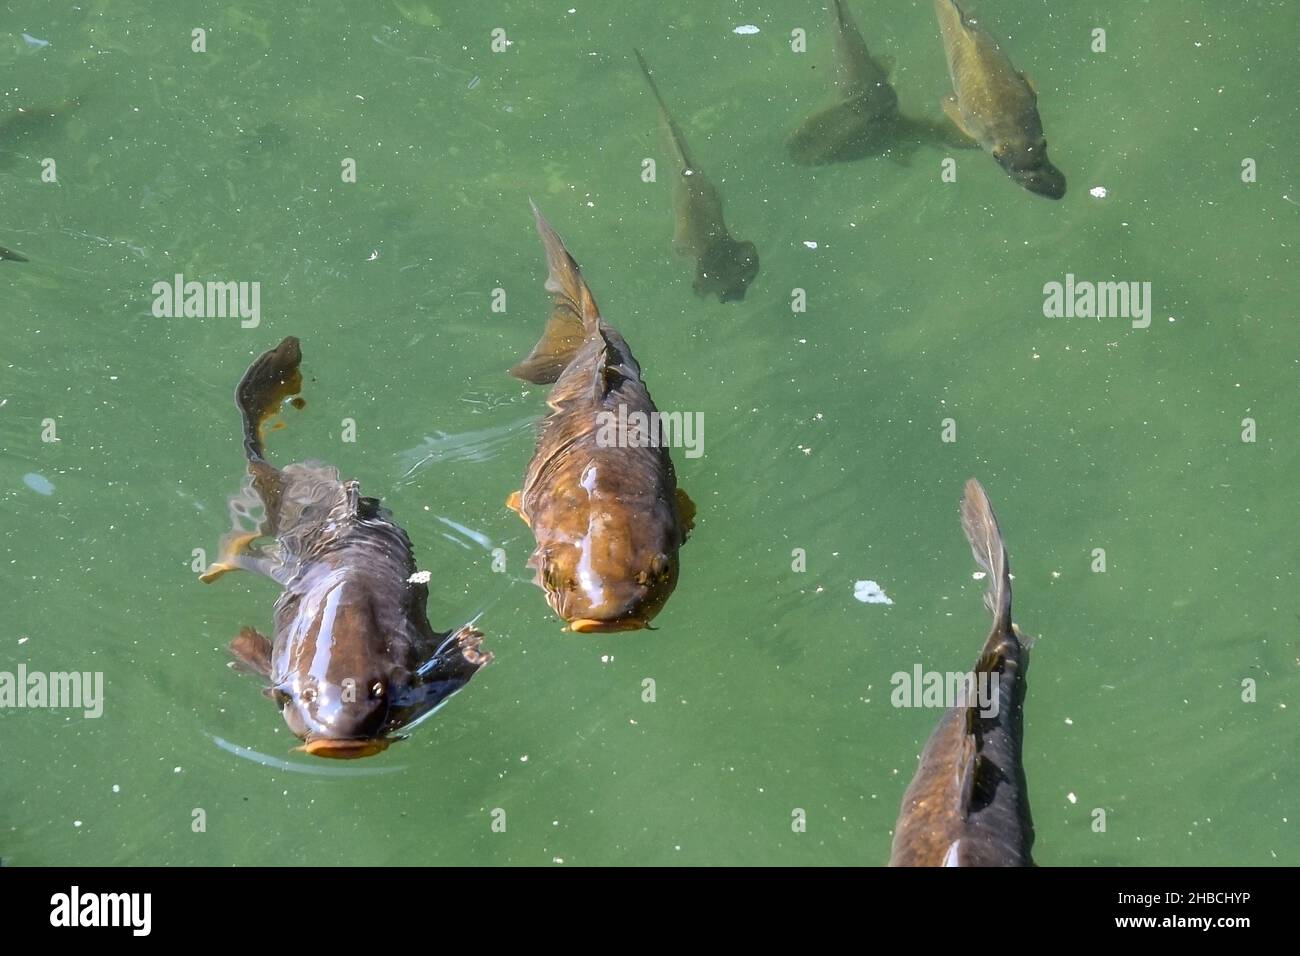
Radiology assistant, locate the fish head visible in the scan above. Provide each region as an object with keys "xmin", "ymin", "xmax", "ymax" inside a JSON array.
[
  {"xmin": 270, "ymin": 587, "xmax": 409, "ymax": 758},
  {"xmin": 993, "ymin": 138, "xmax": 1066, "ymax": 199},
  {"xmin": 537, "ymin": 531, "xmax": 681, "ymax": 633},
  {"xmin": 273, "ymin": 669, "xmax": 400, "ymax": 758},
  {"xmin": 694, "ymin": 236, "xmax": 760, "ymax": 303}
]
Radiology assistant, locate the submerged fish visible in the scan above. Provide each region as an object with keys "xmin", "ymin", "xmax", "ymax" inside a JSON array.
[
  {"xmin": 933, "ymin": 0, "xmax": 1065, "ymax": 198},
  {"xmin": 0, "ymin": 245, "xmax": 28, "ymax": 262},
  {"xmin": 507, "ymin": 202, "xmax": 695, "ymax": 633},
  {"xmin": 789, "ymin": 0, "xmax": 973, "ymax": 165},
  {"xmin": 633, "ymin": 49, "xmax": 758, "ymax": 303},
  {"xmin": 201, "ymin": 337, "xmax": 491, "ymax": 758},
  {"xmin": 890, "ymin": 479, "xmax": 1035, "ymax": 866}
]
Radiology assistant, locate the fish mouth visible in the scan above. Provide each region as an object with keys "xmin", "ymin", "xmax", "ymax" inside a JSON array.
[
  {"xmin": 567, "ymin": 617, "xmax": 648, "ymax": 634},
  {"xmin": 295, "ymin": 737, "xmax": 393, "ymax": 759},
  {"xmin": 1011, "ymin": 163, "xmax": 1067, "ymax": 199}
]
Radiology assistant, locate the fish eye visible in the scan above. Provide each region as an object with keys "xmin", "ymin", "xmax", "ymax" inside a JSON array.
[
  {"xmin": 371, "ymin": 682, "xmax": 385, "ymax": 699},
  {"xmin": 272, "ymin": 688, "xmax": 291, "ymax": 708},
  {"xmin": 300, "ymin": 687, "xmax": 318, "ymax": 704}
]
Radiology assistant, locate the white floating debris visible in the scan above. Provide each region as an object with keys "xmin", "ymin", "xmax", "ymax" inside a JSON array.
[
  {"xmin": 972, "ymin": 571, "xmax": 986, "ymax": 581},
  {"xmin": 853, "ymin": 580, "xmax": 893, "ymax": 605},
  {"xmin": 1067, "ymin": 792, "xmax": 1077, "ymax": 804},
  {"xmin": 1064, "ymin": 717, "xmax": 1073, "ymax": 726},
  {"xmin": 732, "ymin": 25, "xmax": 760, "ymax": 35},
  {"xmin": 1089, "ymin": 186, "xmax": 1108, "ymax": 199},
  {"xmin": 22, "ymin": 33, "xmax": 51, "ymax": 49},
  {"xmin": 519, "ymin": 754, "xmax": 529, "ymax": 763},
  {"xmin": 112, "ymin": 784, "xmax": 120, "ymax": 794},
  {"xmin": 803, "ymin": 240, "xmax": 818, "ymax": 249},
  {"xmin": 22, "ymin": 473, "xmax": 54, "ymax": 496},
  {"xmin": 407, "ymin": 570, "xmax": 432, "ymax": 584},
  {"xmin": 17, "ymin": 637, "xmax": 28, "ymax": 645}
]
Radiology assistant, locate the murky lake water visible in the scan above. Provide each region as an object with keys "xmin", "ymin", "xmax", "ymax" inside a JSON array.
[{"xmin": 2, "ymin": 0, "xmax": 1296, "ymax": 865}]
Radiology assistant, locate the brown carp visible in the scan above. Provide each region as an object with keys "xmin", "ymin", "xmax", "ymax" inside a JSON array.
[
  {"xmin": 933, "ymin": 0, "xmax": 1065, "ymax": 198},
  {"xmin": 889, "ymin": 479, "xmax": 1035, "ymax": 866},
  {"xmin": 789, "ymin": 0, "xmax": 974, "ymax": 165},
  {"xmin": 201, "ymin": 336, "xmax": 491, "ymax": 758},
  {"xmin": 633, "ymin": 49, "xmax": 758, "ymax": 303},
  {"xmin": 507, "ymin": 202, "xmax": 695, "ymax": 633}
]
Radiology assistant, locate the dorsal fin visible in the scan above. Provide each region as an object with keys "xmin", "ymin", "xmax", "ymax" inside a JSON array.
[{"xmin": 510, "ymin": 201, "xmax": 602, "ymax": 385}]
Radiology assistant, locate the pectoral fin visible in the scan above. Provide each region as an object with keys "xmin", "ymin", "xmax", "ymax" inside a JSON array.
[
  {"xmin": 675, "ymin": 487, "xmax": 696, "ymax": 539},
  {"xmin": 229, "ymin": 626, "xmax": 273, "ymax": 678},
  {"xmin": 199, "ymin": 530, "xmax": 264, "ymax": 583},
  {"xmin": 941, "ymin": 95, "xmax": 980, "ymax": 144},
  {"xmin": 506, "ymin": 489, "xmax": 532, "ymax": 528}
]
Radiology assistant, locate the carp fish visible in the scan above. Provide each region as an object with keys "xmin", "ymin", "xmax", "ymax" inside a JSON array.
[
  {"xmin": 889, "ymin": 479, "xmax": 1036, "ymax": 866},
  {"xmin": 789, "ymin": 0, "xmax": 974, "ymax": 165},
  {"xmin": 201, "ymin": 336, "xmax": 491, "ymax": 758},
  {"xmin": 933, "ymin": 0, "xmax": 1065, "ymax": 198},
  {"xmin": 634, "ymin": 49, "xmax": 759, "ymax": 303},
  {"xmin": 507, "ymin": 202, "xmax": 695, "ymax": 633}
]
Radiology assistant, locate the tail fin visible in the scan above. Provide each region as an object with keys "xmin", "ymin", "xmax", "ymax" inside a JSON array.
[
  {"xmin": 633, "ymin": 48, "xmax": 695, "ymax": 171},
  {"xmin": 511, "ymin": 201, "xmax": 600, "ymax": 384},
  {"xmin": 236, "ymin": 336, "xmax": 303, "ymax": 464},
  {"xmin": 960, "ymin": 478, "xmax": 1013, "ymax": 638}
]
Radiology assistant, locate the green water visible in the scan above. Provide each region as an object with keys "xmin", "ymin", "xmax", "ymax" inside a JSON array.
[{"xmin": 2, "ymin": 0, "xmax": 1296, "ymax": 867}]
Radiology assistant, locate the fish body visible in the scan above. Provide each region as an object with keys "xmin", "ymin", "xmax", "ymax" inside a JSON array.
[
  {"xmin": 508, "ymin": 203, "xmax": 694, "ymax": 633},
  {"xmin": 889, "ymin": 479, "xmax": 1035, "ymax": 866},
  {"xmin": 633, "ymin": 50, "xmax": 758, "ymax": 303},
  {"xmin": 933, "ymin": 0, "xmax": 1065, "ymax": 198},
  {"xmin": 202, "ymin": 337, "xmax": 490, "ymax": 758},
  {"xmin": 0, "ymin": 245, "xmax": 28, "ymax": 262}
]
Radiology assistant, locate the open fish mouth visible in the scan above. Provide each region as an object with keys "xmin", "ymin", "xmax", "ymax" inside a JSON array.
[
  {"xmin": 295, "ymin": 737, "xmax": 393, "ymax": 759},
  {"xmin": 567, "ymin": 617, "xmax": 648, "ymax": 634}
]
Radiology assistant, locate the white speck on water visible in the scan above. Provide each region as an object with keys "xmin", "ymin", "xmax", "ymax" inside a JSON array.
[
  {"xmin": 173, "ymin": 767, "xmax": 182, "ymax": 774},
  {"xmin": 803, "ymin": 240, "xmax": 818, "ymax": 249},
  {"xmin": 1067, "ymin": 792, "xmax": 1077, "ymax": 804},
  {"xmin": 733, "ymin": 25, "xmax": 760, "ymax": 35},
  {"xmin": 73, "ymin": 820, "xmax": 82, "ymax": 827},
  {"xmin": 17, "ymin": 637, "xmax": 28, "ymax": 645},
  {"xmin": 1089, "ymin": 186, "xmax": 1108, "ymax": 198},
  {"xmin": 23, "ymin": 473, "xmax": 54, "ymax": 496},
  {"xmin": 22, "ymin": 33, "xmax": 51, "ymax": 48},
  {"xmin": 552, "ymin": 856, "xmax": 564, "ymax": 864},
  {"xmin": 112, "ymin": 784, "xmax": 120, "ymax": 793},
  {"xmin": 600, "ymin": 654, "xmax": 613, "ymax": 663},
  {"xmin": 1064, "ymin": 717, "xmax": 1074, "ymax": 726},
  {"xmin": 520, "ymin": 754, "xmax": 529, "ymax": 763},
  {"xmin": 407, "ymin": 570, "xmax": 432, "ymax": 584},
  {"xmin": 853, "ymin": 580, "xmax": 893, "ymax": 605},
  {"xmin": 972, "ymin": 571, "xmax": 987, "ymax": 580}
]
